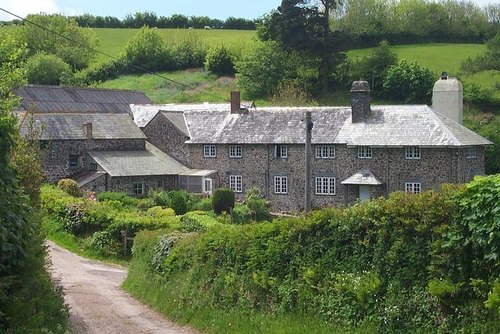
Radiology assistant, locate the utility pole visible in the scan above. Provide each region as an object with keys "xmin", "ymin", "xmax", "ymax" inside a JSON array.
[{"xmin": 305, "ymin": 111, "xmax": 313, "ymax": 214}]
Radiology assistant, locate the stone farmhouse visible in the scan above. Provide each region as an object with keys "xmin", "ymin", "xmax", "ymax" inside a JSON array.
[
  {"xmin": 131, "ymin": 77, "xmax": 491, "ymax": 211},
  {"xmin": 16, "ymin": 85, "xmax": 190, "ymax": 195},
  {"xmin": 15, "ymin": 78, "xmax": 491, "ymax": 212}
]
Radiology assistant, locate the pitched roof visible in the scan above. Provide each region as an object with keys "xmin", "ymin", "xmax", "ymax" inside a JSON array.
[
  {"xmin": 88, "ymin": 142, "xmax": 190, "ymax": 177},
  {"xmin": 341, "ymin": 170, "xmax": 383, "ymax": 185},
  {"xmin": 15, "ymin": 85, "xmax": 152, "ymax": 115},
  {"xmin": 18, "ymin": 113, "xmax": 146, "ymax": 140},
  {"xmin": 175, "ymin": 105, "xmax": 490, "ymax": 147}
]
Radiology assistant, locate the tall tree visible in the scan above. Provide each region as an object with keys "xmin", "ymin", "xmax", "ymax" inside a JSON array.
[
  {"xmin": 260, "ymin": 0, "xmax": 341, "ymax": 93},
  {"xmin": 16, "ymin": 14, "xmax": 98, "ymax": 70}
]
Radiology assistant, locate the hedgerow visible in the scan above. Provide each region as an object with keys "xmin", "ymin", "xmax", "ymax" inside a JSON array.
[{"xmin": 127, "ymin": 177, "xmax": 500, "ymax": 332}]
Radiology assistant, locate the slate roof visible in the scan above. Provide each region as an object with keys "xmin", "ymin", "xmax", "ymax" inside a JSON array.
[
  {"xmin": 176, "ymin": 105, "xmax": 490, "ymax": 147},
  {"xmin": 15, "ymin": 85, "xmax": 151, "ymax": 115},
  {"xmin": 18, "ymin": 113, "xmax": 146, "ymax": 140},
  {"xmin": 88, "ymin": 142, "xmax": 190, "ymax": 177},
  {"xmin": 341, "ymin": 170, "xmax": 383, "ymax": 185}
]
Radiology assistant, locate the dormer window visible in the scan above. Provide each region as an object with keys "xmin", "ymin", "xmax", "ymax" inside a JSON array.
[{"xmin": 405, "ymin": 146, "xmax": 420, "ymax": 160}]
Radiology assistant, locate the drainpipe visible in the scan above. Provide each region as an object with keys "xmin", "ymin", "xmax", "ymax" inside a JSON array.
[
  {"xmin": 265, "ymin": 144, "xmax": 270, "ymax": 198},
  {"xmin": 304, "ymin": 111, "xmax": 313, "ymax": 214}
]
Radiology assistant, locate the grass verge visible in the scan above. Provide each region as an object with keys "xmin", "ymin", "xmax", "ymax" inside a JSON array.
[{"xmin": 123, "ymin": 258, "xmax": 374, "ymax": 334}]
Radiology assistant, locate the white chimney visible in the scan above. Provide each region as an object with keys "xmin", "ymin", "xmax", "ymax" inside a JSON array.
[{"xmin": 432, "ymin": 72, "xmax": 463, "ymax": 124}]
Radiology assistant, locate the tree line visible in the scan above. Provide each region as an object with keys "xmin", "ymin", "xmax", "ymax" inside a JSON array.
[{"xmin": 5, "ymin": 11, "xmax": 258, "ymax": 30}]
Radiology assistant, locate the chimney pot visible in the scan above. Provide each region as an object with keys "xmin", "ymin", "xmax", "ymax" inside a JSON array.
[{"xmin": 350, "ymin": 81, "xmax": 371, "ymax": 123}]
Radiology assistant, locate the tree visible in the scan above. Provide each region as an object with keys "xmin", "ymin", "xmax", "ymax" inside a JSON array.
[
  {"xmin": 382, "ymin": 60, "xmax": 435, "ymax": 104},
  {"xmin": 25, "ymin": 53, "xmax": 71, "ymax": 85},
  {"xmin": 236, "ymin": 41, "xmax": 295, "ymax": 98},
  {"xmin": 350, "ymin": 40, "xmax": 398, "ymax": 94},
  {"xmin": 261, "ymin": 0, "xmax": 342, "ymax": 93},
  {"xmin": 123, "ymin": 26, "xmax": 172, "ymax": 72},
  {"xmin": 204, "ymin": 44, "xmax": 235, "ymax": 76},
  {"xmin": 17, "ymin": 14, "xmax": 98, "ymax": 70},
  {"xmin": 461, "ymin": 33, "xmax": 500, "ymax": 74}
]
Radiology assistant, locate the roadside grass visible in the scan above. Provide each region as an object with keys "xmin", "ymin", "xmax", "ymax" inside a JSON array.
[{"xmin": 123, "ymin": 257, "xmax": 373, "ymax": 334}]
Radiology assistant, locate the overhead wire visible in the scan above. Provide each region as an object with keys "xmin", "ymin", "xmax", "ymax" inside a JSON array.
[{"xmin": 0, "ymin": 7, "xmax": 230, "ymax": 103}]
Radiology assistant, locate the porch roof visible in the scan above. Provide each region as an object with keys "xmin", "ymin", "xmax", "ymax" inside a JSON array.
[{"xmin": 341, "ymin": 170, "xmax": 383, "ymax": 186}]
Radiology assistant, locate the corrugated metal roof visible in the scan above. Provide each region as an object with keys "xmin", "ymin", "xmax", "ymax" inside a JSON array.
[
  {"xmin": 88, "ymin": 142, "xmax": 190, "ymax": 177},
  {"xmin": 19, "ymin": 113, "xmax": 146, "ymax": 140},
  {"xmin": 15, "ymin": 85, "xmax": 152, "ymax": 115},
  {"xmin": 175, "ymin": 104, "xmax": 490, "ymax": 147}
]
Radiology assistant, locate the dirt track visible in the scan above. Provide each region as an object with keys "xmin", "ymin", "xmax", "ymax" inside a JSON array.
[{"xmin": 47, "ymin": 241, "xmax": 197, "ymax": 334}]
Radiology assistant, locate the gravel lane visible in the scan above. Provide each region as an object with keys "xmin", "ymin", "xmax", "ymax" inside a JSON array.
[{"xmin": 47, "ymin": 241, "xmax": 198, "ymax": 334}]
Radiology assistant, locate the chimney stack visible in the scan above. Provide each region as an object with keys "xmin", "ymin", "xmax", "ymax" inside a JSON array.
[
  {"xmin": 230, "ymin": 91, "xmax": 241, "ymax": 114},
  {"xmin": 350, "ymin": 81, "xmax": 371, "ymax": 123},
  {"xmin": 432, "ymin": 73, "xmax": 463, "ymax": 124},
  {"xmin": 84, "ymin": 122, "xmax": 93, "ymax": 141}
]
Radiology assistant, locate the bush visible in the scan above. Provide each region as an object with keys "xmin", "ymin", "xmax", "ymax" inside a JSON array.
[
  {"xmin": 124, "ymin": 26, "xmax": 173, "ymax": 72},
  {"xmin": 180, "ymin": 211, "xmax": 220, "ymax": 232},
  {"xmin": 25, "ymin": 53, "xmax": 72, "ymax": 85},
  {"xmin": 382, "ymin": 60, "xmax": 435, "ymax": 104},
  {"xmin": 212, "ymin": 188, "xmax": 235, "ymax": 215},
  {"xmin": 147, "ymin": 206, "xmax": 176, "ymax": 218},
  {"xmin": 172, "ymin": 33, "xmax": 207, "ymax": 69},
  {"xmin": 204, "ymin": 44, "xmax": 235, "ymax": 76},
  {"xmin": 88, "ymin": 230, "xmax": 121, "ymax": 257},
  {"xmin": 96, "ymin": 191, "xmax": 139, "ymax": 207},
  {"xmin": 57, "ymin": 178, "xmax": 81, "ymax": 197}
]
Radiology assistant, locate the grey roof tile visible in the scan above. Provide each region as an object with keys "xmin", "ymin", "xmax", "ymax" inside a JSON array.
[
  {"xmin": 88, "ymin": 142, "xmax": 190, "ymax": 177},
  {"xmin": 19, "ymin": 113, "xmax": 146, "ymax": 140},
  {"xmin": 15, "ymin": 85, "xmax": 151, "ymax": 115}
]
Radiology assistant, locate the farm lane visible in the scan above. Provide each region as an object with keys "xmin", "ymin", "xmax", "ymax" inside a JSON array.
[{"xmin": 47, "ymin": 241, "xmax": 197, "ymax": 334}]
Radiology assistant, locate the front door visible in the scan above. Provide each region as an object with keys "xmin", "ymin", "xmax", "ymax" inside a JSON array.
[
  {"xmin": 359, "ymin": 185, "xmax": 371, "ymax": 202},
  {"xmin": 203, "ymin": 178, "xmax": 213, "ymax": 195}
]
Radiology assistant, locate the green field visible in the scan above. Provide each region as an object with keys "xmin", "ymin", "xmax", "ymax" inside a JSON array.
[{"xmin": 93, "ymin": 28, "xmax": 256, "ymax": 63}]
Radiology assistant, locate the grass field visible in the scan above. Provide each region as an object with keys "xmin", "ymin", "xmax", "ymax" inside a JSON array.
[{"xmin": 93, "ymin": 28, "xmax": 256, "ymax": 63}]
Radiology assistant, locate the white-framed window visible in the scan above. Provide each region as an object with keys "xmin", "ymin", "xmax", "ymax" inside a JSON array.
[
  {"xmin": 133, "ymin": 182, "xmax": 145, "ymax": 195},
  {"xmin": 275, "ymin": 145, "xmax": 288, "ymax": 158},
  {"xmin": 203, "ymin": 145, "xmax": 216, "ymax": 157},
  {"xmin": 69, "ymin": 155, "xmax": 79, "ymax": 167},
  {"xmin": 315, "ymin": 177, "xmax": 336, "ymax": 195},
  {"xmin": 466, "ymin": 147, "xmax": 477, "ymax": 159},
  {"xmin": 229, "ymin": 175, "xmax": 243, "ymax": 193},
  {"xmin": 229, "ymin": 145, "xmax": 242, "ymax": 158},
  {"xmin": 315, "ymin": 145, "xmax": 335, "ymax": 159},
  {"xmin": 405, "ymin": 182, "xmax": 421, "ymax": 194},
  {"xmin": 274, "ymin": 176, "xmax": 288, "ymax": 194},
  {"xmin": 405, "ymin": 146, "xmax": 421, "ymax": 159},
  {"xmin": 358, "ymin": 146, "xmax": 372, "ymax": 159}
]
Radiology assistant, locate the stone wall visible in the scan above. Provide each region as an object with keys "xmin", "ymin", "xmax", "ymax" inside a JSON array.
[
  {"xmin": 186, "ymin": 143, "xmax": 486, "ymax": 212},
  {"xmin": 41, "ymin": 138, "xmax": 146, "ymax": 183},
  {"xmin": 108, "ymin": 175, "xmax": 178, "ymax": 195},
  {"xmin": 142, "ymin": 113, "xmax": 191, "ymax": 166}
]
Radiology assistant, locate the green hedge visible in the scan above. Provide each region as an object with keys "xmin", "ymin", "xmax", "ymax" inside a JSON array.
[{"xmin": 128, "ymin": 179, "xmax": 500, "ymax": 332}]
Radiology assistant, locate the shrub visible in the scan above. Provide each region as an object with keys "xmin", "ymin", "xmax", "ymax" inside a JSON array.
[
  {"xmin": 123, "ymin": 26, "xmax": 173, "ymax": 72},
  {"xmin": 382, "ymin": 60, "xmax": 435, "ymax": 104},
  {"xmin": 180, "ymin": 211, "xmax": 220, "ymax": 232},
  {"xmin": 25, "ymin": 53, "xmax": 72, "ymax": 85},
  {"xmin": 148, "ymin": 189, "xmax": 170, "ymax": 207},
  {"xmin": 57, "ymin": 178, "xmax": 81, "ymax": 197},
  {"xmin": 168, "ymin": 190, "xmax": 197, "ymax": 215},
  {"xmin": 147, "ymin": 206, "xmax": 176, "ymax": 218},
  {"xmin": 172, "ymin": 33, "xmax": 207, "ymax": 69},
  {"xmin": 88, "ymin": 230, "xmax": 121, "ymax": 257},
  {"xmin": 212, "ymin": 188, "xmax": 235, "ymax": 215},
  {"xmin": 96, "ymin": 191, "xmax": 138, "ymax": 206},
  {"xmin": 246, "ymin": 187, "xmax": 271, "ymax": 222},
  {"xmin": 204, "ymin": 44, "xmax": 235, "ymax": 76}
]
